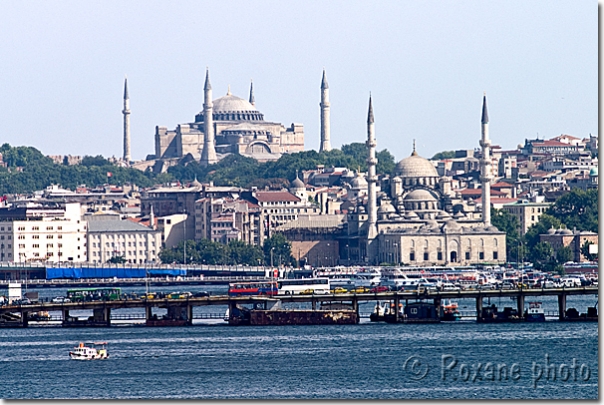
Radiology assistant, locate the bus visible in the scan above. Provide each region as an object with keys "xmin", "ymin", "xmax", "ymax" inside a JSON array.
[
  {"xmin": 228, "ymin": 281, "xmax": 278, "ymax": 297},
  {"xmin": 277, "ymin": 278, "xmax": 330, "ymax": 295},
  {"xmin": 66, "ymin": 287, "xmax": 122, "ymax": 302}
]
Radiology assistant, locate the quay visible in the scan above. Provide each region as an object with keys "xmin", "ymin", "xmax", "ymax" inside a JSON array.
[{"xmin": 0, "ymin": 286, "xmax": 597, "ymax": 327}]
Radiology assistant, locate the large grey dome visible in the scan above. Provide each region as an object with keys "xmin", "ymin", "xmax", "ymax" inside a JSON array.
[
  {"xmin": 195, "ymin": 90, "xmax": 265, "ymax": 122},
  {"xmin": 395, "ymin": 152, "xmax": 439, "ymax": 178},
  {"xmin": 213, "ymin": 94, "xmax": 256, "ymax": 113}
]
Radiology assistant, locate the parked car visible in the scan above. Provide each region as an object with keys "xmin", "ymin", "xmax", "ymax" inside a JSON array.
[
  {"xmin": 351, "ymin": 286, "xmax": 370, "ymax": 293},
  {"xmin": 193, "ymin": 291, "xmax": 210, "ymax": 298},
  {"xmin": 331, "ymin": 287, "xmax": 348, "ymax": 294},
  {"xmin": 51, "ymin": 296, "xmax": 71, "ymax": 303},
  {"xmin": 370, "ymin": 286, "xmax": 390, "ymax": 293}
]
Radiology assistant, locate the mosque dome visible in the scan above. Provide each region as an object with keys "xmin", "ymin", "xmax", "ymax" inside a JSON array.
[
  {"xmin": 378, "ymin": 202, "xmax": 396, "ymax": 214},
  {"xmin": 395, "ymin": 151, "xmax": 439, "ymax": 178},
  {"xmin": 291, "ymin": 176, "xmax": 305, "ymax": 190},
  {"xmin": 589, "ymin": 167, "xmax": 598, "ymax": 177},
  {"xmin": 350, "ymin": 172, "xmax": 368, "ymax": 189},
  {"xmin": 404, "ymin": 189, "xmax": 438, "ymax": 212},
  {"xmin": 442, "ymin": 219, "xmax": 461, "ymax": 233},
  {"xmin": 405, "ymin": 189, "xmax": 437, "ymax": 201},
  {"xmin": 195, "ymin": 88, "xmax": 265, "ymax": 122}
]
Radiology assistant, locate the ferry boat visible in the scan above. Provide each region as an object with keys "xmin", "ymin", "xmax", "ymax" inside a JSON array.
[
  {"xmin": 69, "ymin": 342, "xmax": 108, "ymax": 360},
  {"xmin": 525, "ymin": 302, "xmax": 546, "ymax": 322},
  {"xmin": 440, "ymin": 300, "xmax": 461, "ymax": 321}
]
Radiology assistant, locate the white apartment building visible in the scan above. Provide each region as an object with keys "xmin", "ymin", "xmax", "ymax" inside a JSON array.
[
  {"xmin": 0, "ymin": 202, "xmax": 87, "ymax": 263},
  {"xmin": 87, "ymin": 218, "xmax": 161, "ymax": 264}
]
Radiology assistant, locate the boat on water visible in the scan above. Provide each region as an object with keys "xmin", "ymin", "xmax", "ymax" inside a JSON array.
[
  {"xmin": 440, "ymin": 300, "xmax": 461, "ymax": 321},
  {"xmin": 525, "ymin": 302, "xmax": 546, "ymax": 322},
  {"xmin": 69, "ymin": 342, "xmax": 108, "ymax": 360}
]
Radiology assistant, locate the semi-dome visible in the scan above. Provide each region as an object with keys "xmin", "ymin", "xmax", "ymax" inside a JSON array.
[
  {"xmin": 404, "ymin": 189, "xmax": 437, "ymax": 201},
  {"xmin": 395, "ymin": 151, "xmax": 439, "ymax": 178}
]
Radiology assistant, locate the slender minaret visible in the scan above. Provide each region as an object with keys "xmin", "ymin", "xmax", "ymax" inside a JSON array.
[
  {"xmin": 201, "ymin": 68, "xmax": 217, "ymax": 166},
  {"xmin": 480, "ymin": 93, "xmax": 492, "ymax": 226},
  {"xmin": 122, "ymin": 77, "xmax": 131, "ymax": 163},
  {"xmin": 319, "ymin": 69, "xmax": 331, "ymax": 152},
  {"xmin": 249, "ymin": 80, "xmax": 255, "ymax": 107},
  {"xmin": 366, "ymin": 94, "xmax": 378, "ymax": 240}
]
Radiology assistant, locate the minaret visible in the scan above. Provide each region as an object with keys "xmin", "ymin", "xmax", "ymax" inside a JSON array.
[
  {"xmin": 249, "ymin": 80, "xmax": 255, "ymax": 107},
  {"xmin": 480, "ymin": 93, "xmax": 492, "ymax": 226},
  {"xmin": 319, "ymin": 69, "xmax": 331, "ymax": 152},
  {"xmin": 122, "ymin": 77, "xmax": 131, "ymax": 163},
  {"xmin": 366, "ymin": 94, "xmax": 378, "ymax": 240},
  {"xmin": 201, "ymin": 68, "xmax": 217, "ymax": 166}
]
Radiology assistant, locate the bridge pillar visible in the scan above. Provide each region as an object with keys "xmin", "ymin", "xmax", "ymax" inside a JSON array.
[
  {"xmin": 476, "ymin": 297, "xmax": 483, "ymax": 322},
  {"xmin": 187, "ymin": 305, "xmax": 193, "ymax": 324},
  {"xmin": 394, "ymin": 295, "xmax": 400, "ymax": 322},
  {"xmin": 22, "ymin": 311, "xmax": 29, "ymax": 328},
  {"xmin": 311, "ymin": 299, "xmax": 316, "ymax": 311},
  {"xmin": 434, "ymin": 298, "xmax": 441, "ymax": 317},
  {"xmin": 145, "ymin": 306, "xmax": 153, "ymax": 320},
  {"xmin": 93, "ymin": 308, "xmax": 111, "ymax": 326},
  {"xmin": 558, "ymin": 294, "xmax": 567, "ymax": 321},
  {"xmin": 517, "ymin": 294, "xmax": 525, "ymax": 319},
  {"xmin": 63, "ymin": 309, "xmax": 70, "ymax": 321}
]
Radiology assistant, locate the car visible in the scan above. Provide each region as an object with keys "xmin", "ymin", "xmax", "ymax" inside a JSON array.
[
  {"xmin": 500, "ymin": 282, "xmax": 515, "ymax": 290},
  {"xmin": 141, "ymin": 293, "xmax": 156, "ymax": 299},
  {"xmin": 351, "ymin": 286, "xmax": 370, "ymax": 294},
  {"xmin": 370, "ymin": 286, "xmax": 390, "ymax": 293},
  {"xmin": 330, "ymin": 287, "xmax": 348, "ymax": 294},
  {"xmin": 51, "ymin": 296, "xmax": 71, "ymax": 303},
  {"xmin": 300, "ymin": 288, "xmax": 315, "ymax": 295},
  {"xmin": 193, "ymin": 291, "xmax": 210, "ymax": 298}
]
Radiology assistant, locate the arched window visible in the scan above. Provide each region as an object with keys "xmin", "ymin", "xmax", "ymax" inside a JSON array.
[
  {"xmin": 494, "ymin": 238, "xmax": 498, "ymax": 247},
  {"xmin": 480, "ymin": 238, "xmax": 485, "ymax": 247}
]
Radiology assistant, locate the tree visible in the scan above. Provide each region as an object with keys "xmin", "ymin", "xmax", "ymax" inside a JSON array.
[
  {"xmin": 491, "ymin": 208, "xmax": 520, "ymax": 259},
  {"xmin": 547, "ymin": 188, "xmax": 598, "ymax": 233},
  {"xmin": 524, "ymin": 214, "xmax": 562, "ymax": 251},
  {"xmin": 580, "ymin": 240, "xmax": 598, "ymax": 262},
  {"xmin": 263, "ymin": 234, "xmax": 296, "ymax": 267},
  {"xmin": 107, "ymin": 255, "xmax": 126, "ymax": 264},
  {"xmin": 431, "ymin": 151, "xmax": 456, "ymax": 160},
  {"xmin": 529, "ymin": 242, "xmax": 554, "ymax": 270},
  {"xmin": 556, "ymin": 245, "xmax": 573, "ymax": 264}
]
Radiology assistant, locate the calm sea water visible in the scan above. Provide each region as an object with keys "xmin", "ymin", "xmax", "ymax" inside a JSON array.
[{"xmin": 0, "ymin": 286, "xmax": 598, "ymax": 399}]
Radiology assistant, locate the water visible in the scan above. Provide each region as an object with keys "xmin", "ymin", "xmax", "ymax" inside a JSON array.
[
  {"xmin": 0, "ymin": 320, "xmax": 597, "ymax": 399},
  {"xmin": 0, "ymin": 287, "xmax": 598, "ymax": 399}
]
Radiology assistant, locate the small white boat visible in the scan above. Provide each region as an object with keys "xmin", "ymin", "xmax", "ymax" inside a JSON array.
[{"xmin": 69, "ymin": 342, "xmax": 109, "ymax": 360}]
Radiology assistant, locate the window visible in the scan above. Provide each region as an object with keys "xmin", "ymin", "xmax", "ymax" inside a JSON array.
[
  {"xmin": 32, "ymin": 235, "xmax": 39, "ymax": 239},
  {"xmin": 465, "ymin": 252, "xmax": 470, "ymax": 260},
  {"xmin": 437, "ymin": 252, "xmax": 443, "ymax": 261},
  {"xmin": 479, "ymin": 252, "xmax": 484, "ymax": 260},
  {"xmin": 18, "ymin": 235, "xmax": 25, "ymax": 240},
  {"xmin": 493, "ymin": 251, "xmax": 498, "ymax": 260},
  {"xmin": 410, "ymin": 252, "xmax": 415, "ymax": 261},
  {"xmin": 32, "ymin": 226, "xmax": 39, "ymax": 231},
  {"xmin": 423, "ymin": 252, "xmax": 429, "ymax": 261},
  {"xmin": 47, "ymin": 235, "xmax": 53, "ymax": 239}
]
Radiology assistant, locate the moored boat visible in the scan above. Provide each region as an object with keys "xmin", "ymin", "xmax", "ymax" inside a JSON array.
[
  {"xmin": 69, "ymin": 342, "xmax": 108, "ymax": 360},
  {"xmin": 440, "ymin": 300, "xmax": 461, "ymax": 321},
  {"xmin": 525, "ymin": 301, "xmax": 546, "ymax": 322}
]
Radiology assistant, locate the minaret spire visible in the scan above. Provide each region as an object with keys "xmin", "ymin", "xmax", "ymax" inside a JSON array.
[
  {"xmin": 366, "ymin": 93, "xmax": 378, "ymax": 246},
  {"xmin": 122, "ymin": 76, "xmax": 131, "ymax": 163},
  {"xmin": 319, "ymin": 69, "xmax": 331, "ymax": 152},
  {"xmin": 249, "ymin": 80, "xmax": 255, "ymax": 106},
  {"xmin": 480, "ymin": 92, "xmax": 492, "ymax": 226},
  {"xmin": 201, "ymin": 68, "xmax": 217, "ymax": 166}
]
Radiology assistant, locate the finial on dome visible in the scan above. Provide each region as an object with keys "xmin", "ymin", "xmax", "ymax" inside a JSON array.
[
  {"xmin": 226, "ymin": 85, "xmax": 231, "ymax": 96},
  {"xmin": 411, "ymin": 139, "xmax": 418, "ymax": 156}
]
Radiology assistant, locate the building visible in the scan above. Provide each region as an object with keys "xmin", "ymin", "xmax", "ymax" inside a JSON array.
[
  {"xmin": 153, "ymin": 69, "xmax": 304, "ymax": 169},
  {"xmin": 87, "ymin": 216, "xmax": 161, "ymax": 264},
  {"xmin": 502, "ymin": 200, "xmax": 553, "ymax": 235},
  {"xmin": 342, "ymin": 94, "xmax": 506, "ymax": 266},
  {"xmin": 539, "ymin": 228, "xmax": 598, "ymax": 263},
  {"xmin": 0, "ymin": 202, "xmax": 87, "ymax": 263}
]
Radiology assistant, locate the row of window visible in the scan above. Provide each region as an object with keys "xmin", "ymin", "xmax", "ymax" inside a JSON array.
[
  {"xmin": 90, "ymin": 241, "xmax": 155, "ymax": 248},
  {"xmin": 91, "ymin": 250, "xmax": 155, "ymax": 257},
  {"xmin": 406, "ymin": 251, "xmax": 499, "ymax": 261}
]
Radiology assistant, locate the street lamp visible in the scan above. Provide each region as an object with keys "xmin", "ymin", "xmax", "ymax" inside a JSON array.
[{"xmin": 270, "ymin": 247, "xmax": 275, "ymax": 268}]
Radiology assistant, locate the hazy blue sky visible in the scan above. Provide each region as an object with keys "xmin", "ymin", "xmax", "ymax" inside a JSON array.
[{"xmin": 0, "ymin": 1, "xmax": 597, "ymax": 163}]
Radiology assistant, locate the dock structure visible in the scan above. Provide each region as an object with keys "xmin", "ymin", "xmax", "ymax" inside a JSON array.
[{"xmin": 0, "ymin": 286, "xmax": 598, "ymax": 328}]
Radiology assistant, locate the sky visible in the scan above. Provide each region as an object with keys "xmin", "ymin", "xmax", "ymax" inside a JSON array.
[{"xmin": 0, "ymin": 1, "xmax": 597, "ymax": 163}]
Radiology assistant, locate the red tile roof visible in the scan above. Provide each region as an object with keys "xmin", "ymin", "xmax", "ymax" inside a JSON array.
[{"xmin": 254, "ymin": 191, "xmax": 301, "ymax": 203}]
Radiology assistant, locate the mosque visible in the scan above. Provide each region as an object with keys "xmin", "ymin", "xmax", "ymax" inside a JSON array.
[
  {"xmin": 340, "ymin": 94, "xmax": 507, "ymax": 266},
  {"xmin": 150, "ymin": 69, "xmax": 305, "ymax": 170}
]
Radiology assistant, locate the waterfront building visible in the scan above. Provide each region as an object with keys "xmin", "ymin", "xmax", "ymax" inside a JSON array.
[
  {"xmin": 502, "ymin": 199, "xmax": 553, "ymax": 235},
  {"xmin": 0, "ymin": 202, "xmax": 87, "ymax": 263},
  {"xmin": 86, "ymin": 215, "xmax": 161, "ymax": 264}
]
